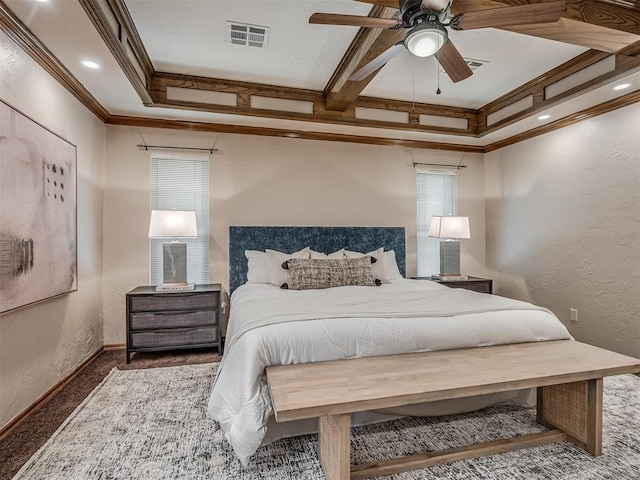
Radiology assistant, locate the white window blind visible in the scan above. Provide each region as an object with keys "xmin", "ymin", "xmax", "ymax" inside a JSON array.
[
  {"xmin": 416, "ymin": 171, "xmax": 457, "ymax": 277},
  {"xmin": 150, "ymin": 155, "xmax": 210, "ymax": 285}
]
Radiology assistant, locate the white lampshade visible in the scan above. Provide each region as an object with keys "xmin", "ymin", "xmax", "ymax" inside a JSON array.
[
  {"xmin": 405, "ymin": 22, "xmax": 448, "ymax": 57},
  {"xmin": 148, "ymin": 210, "xmax": 198, "ymax": 238},
  {"xmin": 428, "ymin": 216, "xmax": 470, "ymax": 239}
]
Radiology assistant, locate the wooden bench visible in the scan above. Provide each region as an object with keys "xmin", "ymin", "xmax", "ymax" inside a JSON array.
[{"xmin": 266, "ymin": 340, "xmax": 640, "ymax": 480}]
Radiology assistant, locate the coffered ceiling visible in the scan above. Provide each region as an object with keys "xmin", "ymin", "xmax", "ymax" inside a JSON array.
[{"xmin": 1, "ymin": 0, "xmax": 639, "ymax": 151}]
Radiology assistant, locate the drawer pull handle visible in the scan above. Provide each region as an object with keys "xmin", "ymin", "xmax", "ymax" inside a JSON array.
[{"xmin": 152, "ymin": 310, "xmax": 199, "ymax": 316}]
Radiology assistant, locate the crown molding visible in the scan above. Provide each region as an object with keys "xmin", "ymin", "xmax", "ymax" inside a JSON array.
[{"xmin": 105, "ymin": 115, "xmax": 484, "ymax": 153}]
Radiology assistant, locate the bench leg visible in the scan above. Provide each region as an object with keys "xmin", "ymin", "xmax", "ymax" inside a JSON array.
[
  {"xmin": 319, "ymin": 413, "xmax": 350, "ymax": 480},
  {"xmin": 537, "ymin": 378, "xmax": 603, "ymax": 456}
]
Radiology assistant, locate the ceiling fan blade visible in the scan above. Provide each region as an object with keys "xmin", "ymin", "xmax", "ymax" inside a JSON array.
[
  {"xmin": 454, "ymin": 1, "xmax": 566, "ymax": 30},
  {"xmin": 354, "ymin": 0, "xmax": 400, "ymax": 8},
  {"xmin": 435, "ymin": 40, "xmax": 473, "ymax": 83},
  {"xmin": 506, "ymin": 17, "xmax": 639, "ymax": 54},
  {"xmin": 309, "ymin": 13, "xmax": 399, "ymax": 29},
  {"xmin": 349, "ymin": 43, "xmax": 406, "ymax": 81}
]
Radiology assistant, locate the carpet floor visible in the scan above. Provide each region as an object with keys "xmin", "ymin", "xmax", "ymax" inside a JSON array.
[
  {"xmin": 0, "ymin": 348, "xmax": 219, "ymax": 480},
  {"xmin": 9, "ymin": 361, "xmax": 640, "ymax": 479}
]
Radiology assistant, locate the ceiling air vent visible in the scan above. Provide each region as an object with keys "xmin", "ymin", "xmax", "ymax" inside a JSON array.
[
  {"xmin": 226, "ymin": 22, "xmax": 270, "ymax": 49},
  {"xmin": 465, "ymin": 58, "xmax": 488, "ymax": 71}
]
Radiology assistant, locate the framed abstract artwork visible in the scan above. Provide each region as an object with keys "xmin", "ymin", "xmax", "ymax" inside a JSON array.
[{"xmin": 0, "ymin": 100, "xmax": 77, "ymax": 314}]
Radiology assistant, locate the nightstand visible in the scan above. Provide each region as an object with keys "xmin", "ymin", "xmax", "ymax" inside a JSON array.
[
  {"xmin": 126, "ymin": 284, "xmax": 222, "ymax": 363},
  {"xmin": 413, "ymin": 276, "xmax": 493, "ymax": 294}
]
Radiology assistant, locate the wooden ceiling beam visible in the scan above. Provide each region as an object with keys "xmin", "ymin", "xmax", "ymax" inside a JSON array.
[
  {"xmin": 452, "ymin": 0, "xmax": 640, "ymax": 53},
  {"xmin": 150, "ymin": 72, "xmax": 479, "ymax": 136},
  {"xmin": 323, "ymin": 6, "xmax": 405, "ymax": 111},
  {"xmin": 107, "ymin": 0, "xmax": 155, "ymax": 75},
  {"xmin": 619, "ymin": 38, "xmax": 640, "ymax": 57},
  {"xmin": 352, "ymin": 0, "xmax": 400, "ymax": 8},
  {"xmin": 325, "ymin": 28, "xmax": 407, "ymax": 111},
  {"xmin": 453, "ymin": 0, "xmax": 640, "ymax": 35},
  {"xmin": 561, "ymin": 0, "xmax": 639, "ymax": 36},
  {"xmin": 504, "ymin": 17, "xmax": 640, "ymax": 54}
]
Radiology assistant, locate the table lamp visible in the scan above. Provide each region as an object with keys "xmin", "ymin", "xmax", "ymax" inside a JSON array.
[
  {"xmin": 148, "ymin": 210, "xmax": 197, "ymax": 290},
  {"xmin": 428, "ymin": 216, "xmax": 470, "ymax": 279}
]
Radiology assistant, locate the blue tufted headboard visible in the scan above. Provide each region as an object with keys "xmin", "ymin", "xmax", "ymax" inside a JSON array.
[{"xmin": 229, "ymin": 226, "xmax": 406, "ymax": 294}]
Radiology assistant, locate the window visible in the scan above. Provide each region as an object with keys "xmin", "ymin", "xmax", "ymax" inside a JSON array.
[
  {"xmin": 150, "ymin": 155, "xmax": 210, "ymax": 285},
  {"xmin": 416, "ymin": 171, "xmax": 457, "ymax": 277}
]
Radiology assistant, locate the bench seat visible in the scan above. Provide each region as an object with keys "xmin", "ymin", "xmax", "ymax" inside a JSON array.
[{"xmin": 266, "ymin": 340, "xmax": 640, "ymax": 480}]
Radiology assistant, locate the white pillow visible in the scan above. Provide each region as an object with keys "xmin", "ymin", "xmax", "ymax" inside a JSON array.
[
  {"xmin": 266, "ymin": 247, "xmax": 311, "ymax": 287},
  {"xmin": 310, "ymin": 249, "xmax": 346, "ymax": 259},
  {"xmin": 383, "ymin": 250, "xmax": 403, "ymax": 280},
  {"xmin": 345, "ymin": 247, "xmax": 390, "ymax": 284},
  {"xmin": 245, "ymin": 250, "xmax": 271, "ymax": 284}
]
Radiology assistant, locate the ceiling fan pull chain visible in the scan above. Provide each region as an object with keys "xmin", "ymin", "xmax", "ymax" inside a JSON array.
[
  {"xmin": 436, "ymin": 31, "xmax": 442, "ymax": 95},
  {"xmin": 412, "ymin": 56, "xmax": 416, "ymax": 110}
]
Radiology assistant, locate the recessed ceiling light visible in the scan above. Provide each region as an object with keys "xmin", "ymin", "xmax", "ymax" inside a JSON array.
[
  {"xmin": 35, "ymin": 0, "xmax": 49, "ymax": 3},
  {"xmin": 537, "ymin": 114, "xmax": 551, "ymax": 120},
  {"xmin": 81, "ymin": 60, "xmax": 101, "ymax": 69},
  {"xmin": 613, "ymin": 83, "xmax": 630, "ymax": 91}
]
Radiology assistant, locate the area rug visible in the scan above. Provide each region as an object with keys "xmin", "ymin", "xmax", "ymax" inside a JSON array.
[{"xmin": 13, "ymin": 363, "xmax": 640, "ymax": 479}]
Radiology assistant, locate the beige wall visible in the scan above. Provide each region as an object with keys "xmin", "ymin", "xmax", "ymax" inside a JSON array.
[
  {"xmin": 485, "ymin": 103, "xmax": 640, "ymax": 357},
  {"xmin": 0, "ymin": 32, "xmax": 106, "ymax": 428},
  {"xmin": 102, "ymin": 125, "xmax": 486, "ymax": 344}
]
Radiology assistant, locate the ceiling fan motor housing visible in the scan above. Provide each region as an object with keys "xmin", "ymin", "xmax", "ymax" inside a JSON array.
[{"xmin": 400, "ymin": 0, "xmax": 442, "ymax": 26}]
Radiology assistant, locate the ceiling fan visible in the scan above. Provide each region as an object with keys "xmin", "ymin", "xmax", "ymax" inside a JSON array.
[{"xmin": 310, "ymin": 0, "xmax": 566, "ymax": 83}]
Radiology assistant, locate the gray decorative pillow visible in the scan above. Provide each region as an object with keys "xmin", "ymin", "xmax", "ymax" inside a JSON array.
[{"xmin": 282, "ymin": 257, "xmax": 379, "ymax": 290}]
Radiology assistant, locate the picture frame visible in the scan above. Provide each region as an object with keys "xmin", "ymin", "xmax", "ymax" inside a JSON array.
[{"xmin": 0, "ymin": 100, "xmax": 77, "ymax": 314}]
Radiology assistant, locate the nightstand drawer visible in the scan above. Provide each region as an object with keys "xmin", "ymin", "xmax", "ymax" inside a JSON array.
[
  {"xmin": 130, "ymin": 326, "xmax": 218, "ymax": 349},
  {"xmin": 446, "ymin": 282, "xmax": 492, "ymax": 294},
  {"xmin": 130, "ymin": 310, "xmax": 216, "ymax": 330},
  {"xmin": 130, "ymin": 292, "xmax": 218, "ymax": 312}
]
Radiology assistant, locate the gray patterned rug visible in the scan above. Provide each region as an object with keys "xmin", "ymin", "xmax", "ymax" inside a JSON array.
[{"xmin": 13, "ymin": 363, "xmax": 640, "ymax": 479}]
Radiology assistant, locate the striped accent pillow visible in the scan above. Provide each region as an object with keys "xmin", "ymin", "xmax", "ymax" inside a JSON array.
[{"xmin": 282, "ymin": 257, "xmax": 379, "ymax": 290}]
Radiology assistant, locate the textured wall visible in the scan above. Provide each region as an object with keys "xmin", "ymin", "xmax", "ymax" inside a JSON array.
[
  {"xmin": 102, "ymin": 126, "xmax": 486, "ymax": 344},
  {"xmin": 0, "ymin": 31, "xmax": 106, "ymax": 429},
  {"xmin": 485, "ymin": 104, "xmax": 640, "ymax": 357}
]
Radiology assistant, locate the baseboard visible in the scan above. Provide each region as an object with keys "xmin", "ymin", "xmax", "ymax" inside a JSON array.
[
  {"xmin": 0, "ymin": 346, "xmax": 104, "ymax": 441},
  {"xmin": 103, "ymin": 343, "xmax": 126, "ymax": 351}
]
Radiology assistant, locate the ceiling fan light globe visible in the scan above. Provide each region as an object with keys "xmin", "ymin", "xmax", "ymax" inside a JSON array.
[{"xmin": 405, "ymin": 23, "xmax": 448, "ymax": 57}]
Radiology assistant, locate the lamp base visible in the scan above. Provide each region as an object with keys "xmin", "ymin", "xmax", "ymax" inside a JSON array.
[
  {"xmin": 162, "ymin": 242, "xmax": 188, "ymax": 285},
  {"xmin": 439, "ymin": 240, "xmax": 461, "ymax": 277}
]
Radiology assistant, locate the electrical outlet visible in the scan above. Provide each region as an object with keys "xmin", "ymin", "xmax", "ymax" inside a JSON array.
[{"xmin": 570, "ymin": 308, "xmax": 578, "ymax": 323}]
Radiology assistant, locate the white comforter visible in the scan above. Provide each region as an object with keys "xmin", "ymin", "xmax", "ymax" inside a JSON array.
[{"xmin": 208, "ymin": 279, "xmax": 572, "ymax": 465}]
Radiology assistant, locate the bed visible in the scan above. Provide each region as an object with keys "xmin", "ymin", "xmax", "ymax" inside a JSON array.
[{"xmin": 208, "ymin": 226, "xmax": 572, "ymax": 466}]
